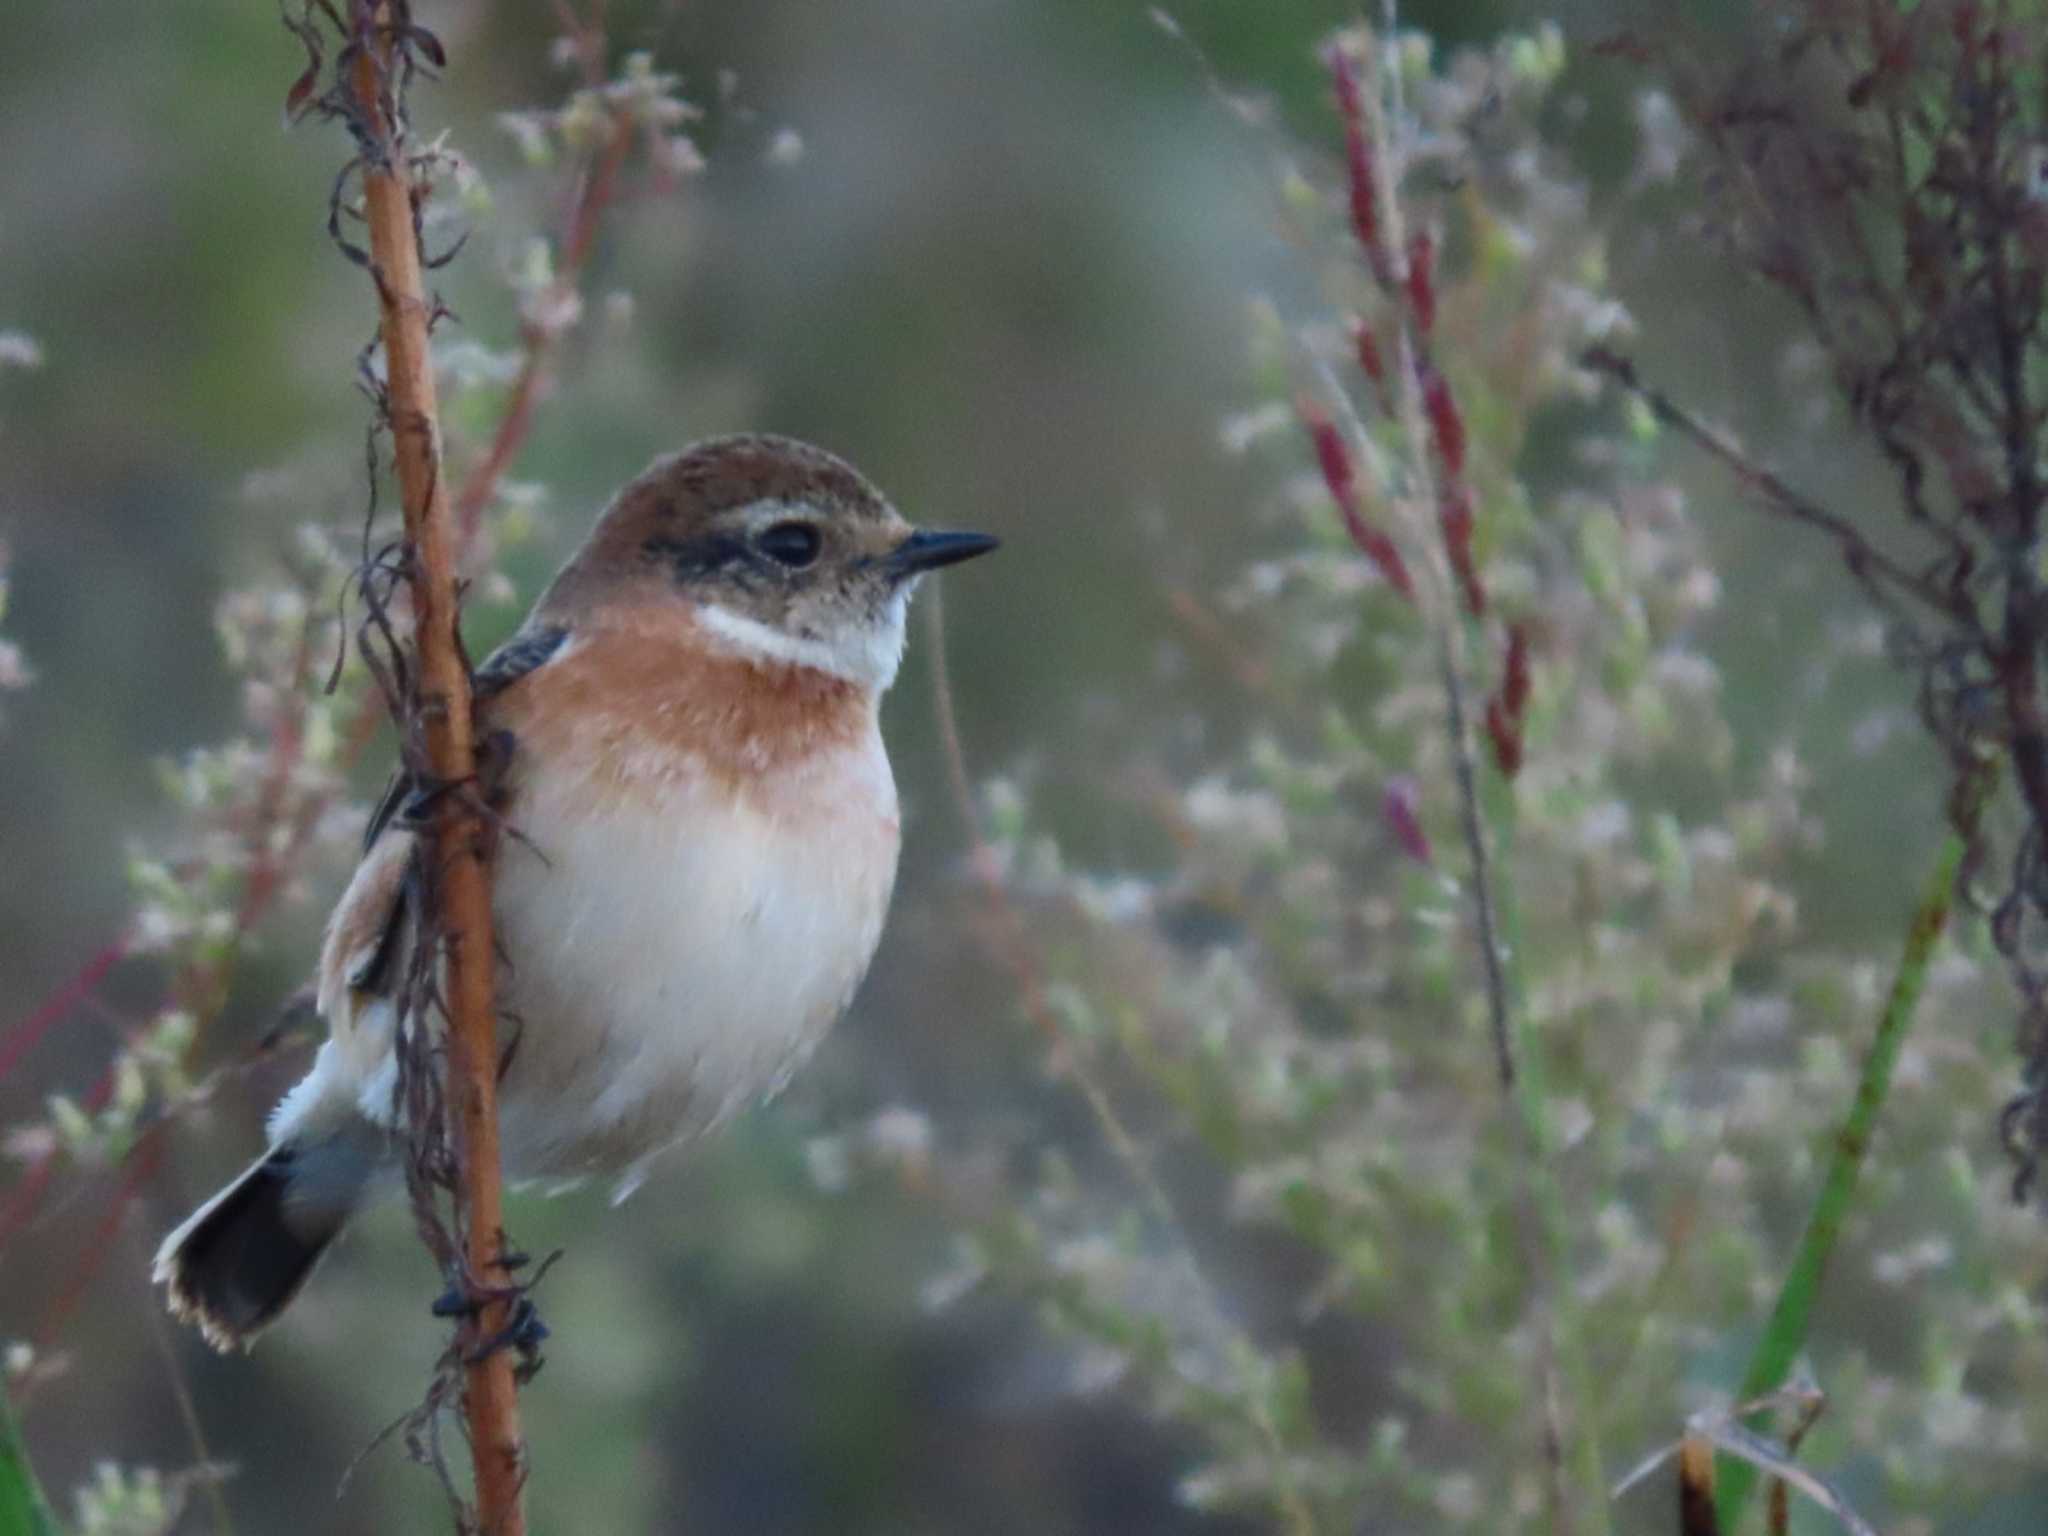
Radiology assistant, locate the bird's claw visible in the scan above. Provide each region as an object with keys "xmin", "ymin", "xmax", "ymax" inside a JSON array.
[
  {"xmin": 466, "ymin": 1295, "xmax": 550, "ymax": 1382},
  {"xmin": 430, "ymin": 1245, "xmax": 552, "ymax": 1381}
]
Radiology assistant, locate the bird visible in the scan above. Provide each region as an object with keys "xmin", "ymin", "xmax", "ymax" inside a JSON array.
[{"xmin": 153, "ymin": 433, "xmax": 998, "ymax": 1351}]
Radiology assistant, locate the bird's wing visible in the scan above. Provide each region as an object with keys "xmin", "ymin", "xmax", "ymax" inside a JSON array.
[
  {"xmin": 358, "ymin": 623, "xmax": 572, "ymax": 850},
  {"xmin": 324, "ymin": 622, "xmax": 572, "ymax": 1047},
  {"xmin": 316, "ymin": 828, "xmax": 417, "ymax": 1029}
]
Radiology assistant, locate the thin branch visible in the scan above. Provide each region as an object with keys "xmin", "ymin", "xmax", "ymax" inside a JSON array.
[
  {"xmin": 1434, "ymin": 634, "xmax": 1515, "ymax": 1089},
  {"xmin": 1582, "ymin": 346, "xmax": 1979, "ymax": 631},
  {"xmin": 347, "ymin": 5, "xmax": 525, "ymax": 1531},
  {"xmin": 0, "ymin": 939, "xmax": 130, "ymax": 1090}
]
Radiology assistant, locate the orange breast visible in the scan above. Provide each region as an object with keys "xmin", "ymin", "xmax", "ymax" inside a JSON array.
[{"xmin": 488, "ymin": 612, "xmax": 879, "ymax": 814}]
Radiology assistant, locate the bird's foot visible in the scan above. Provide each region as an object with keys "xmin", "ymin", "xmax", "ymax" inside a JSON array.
[
  {"xmin": 429, "ymin": 1246, "xmax": 556, "ymax": 1383},
  {"xmin": 467, "ymin": 1295, "xmax": 551, "ymax": 1382},
  {"xmin": 397, "ymin": 728, "xmax": 518, "ymax": 829}
]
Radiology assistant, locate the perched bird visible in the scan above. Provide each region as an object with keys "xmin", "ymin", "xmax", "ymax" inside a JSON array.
[{"xmin": 154, "ymin": 434, "xmax": 997, "ymax": 1350}]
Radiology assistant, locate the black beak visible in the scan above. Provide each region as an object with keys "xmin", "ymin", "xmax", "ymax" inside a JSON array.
[{"xmin": 887, "ymin": 528, "xmax": 1000, "ymax": 575}]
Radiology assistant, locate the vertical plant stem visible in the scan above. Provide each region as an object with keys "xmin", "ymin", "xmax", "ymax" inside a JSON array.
[
  {"xmin": 1437, "ymin": 633, "xmax": 1611, "ymax": 1536},
  {"xmin": 1347, "ymin": 22, "xmax": 1609, "ymax": 1516},
  {"xmin": 1491, "ymin": 768, "xmax": 1610, "ymax": 1536},
  {"xmin": 1438, "ymin": 634, "xmax": 1517, "ymax": 1090},
  {"xmin": 1714, "ymin": 765, "xmax": 1992, "ymax": 1528},
  {"xmin": 349, "ymin": 9, "xmax": 525, "ymax": 1533}
]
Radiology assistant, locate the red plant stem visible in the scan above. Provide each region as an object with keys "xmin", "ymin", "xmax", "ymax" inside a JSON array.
[
  {"xmin": 0, "ymin": 1054, "xmax": 119, "ymax": 1279},
  {"xmin": 33, "ymin": 1124, "xmax": 165, "ymax": 1352},
  {"xmin": 550, "ymin": 0, "xmax": 608, "ymax": 86},
  {"xmin": 0, "ymin": 1147, "xmax": 61, "ymax": 1257},
  {"xmin": 0, "ymin": 941, "xmax": 129, "ymax": 1306},
  {"xmin": 0, "ymin": 939, "xmax": 129, "ymax": 1087},
  {"xmin": 3, "ymin": 668, "xmax": 387, "ymax": 1243},
  {"xmin": 454, "ymin": 113, "xmax": 631, "ymax": 549},
  {"xmin": 1166, "ymin": 587, "xmax": 1273, "ymax": 693},
  {"xmin": 1441, "ymin": 484, "xmax": 1484, "ymax": 618}
]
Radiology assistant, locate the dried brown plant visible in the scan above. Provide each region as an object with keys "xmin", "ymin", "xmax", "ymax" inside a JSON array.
[{"xmin": 1594, "ymin": 0, "xmax": 2048, "ymax": 1200}]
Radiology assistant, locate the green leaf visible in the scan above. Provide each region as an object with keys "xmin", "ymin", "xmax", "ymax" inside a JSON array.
[
  {"xmin": 0, "ymin": 1392, "xmax": 63, "ymax": 1536},
  {"xmin": 1715, "ymin": 763, "xmax": 1995, "ymax": 1530}
]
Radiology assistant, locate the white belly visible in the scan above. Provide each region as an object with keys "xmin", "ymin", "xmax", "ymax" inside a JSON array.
[{"xmin": 487, "ymin": 733, "xmax": 899, "ymax": 1190}]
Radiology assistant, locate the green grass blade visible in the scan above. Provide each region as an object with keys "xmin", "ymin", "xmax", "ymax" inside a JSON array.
[
  {"xmin": 0, "ymin": 1392, "xmax": 62, "ymax": 1536},
  {"xmin": 1715, "ymin": 770, "xmax": 1989, "ymax": 1529}
]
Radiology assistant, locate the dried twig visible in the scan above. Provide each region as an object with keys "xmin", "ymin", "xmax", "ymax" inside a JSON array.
[
  {"xmin": 340, "ymin": 3, "xmax": 526, "ymax": 1529},
  {"xmin": 1603, "ymin": 3, "xmax": 2048, "ymax": 1198},
  {"xmin": 1582, "ymin": 347, "xmax": 1974, "ymax": 631}
]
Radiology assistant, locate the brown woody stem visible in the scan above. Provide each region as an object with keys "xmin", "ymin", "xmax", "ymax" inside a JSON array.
[{"xmin": 350, "ymin": 9, "xmax": 526, "ymax": 1533}]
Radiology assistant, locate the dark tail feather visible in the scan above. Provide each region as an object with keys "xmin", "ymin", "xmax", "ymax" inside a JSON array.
[{"xmin": 153, "ymin": 1144, "xmax": 353, "ymax": 1351}]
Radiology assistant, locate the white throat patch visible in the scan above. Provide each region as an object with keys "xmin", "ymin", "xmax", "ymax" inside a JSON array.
[{"xmin": 697, "ymin": 593, "xmax": 909, "ymax": 692}]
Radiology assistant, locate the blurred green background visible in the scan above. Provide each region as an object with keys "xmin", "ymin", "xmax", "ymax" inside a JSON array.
[{"xmin": 0, "ymin": 1, "xmax": 2012, "ymax": 1532}]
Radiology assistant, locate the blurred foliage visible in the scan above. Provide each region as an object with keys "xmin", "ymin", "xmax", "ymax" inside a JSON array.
[
  {"xmin": 850, "ymin": 20, "xmax": 2047, "ymax": 1531},
  {"xmin": 3, "ymin": 3, "xmax": 2047, "ymax": 1535}
]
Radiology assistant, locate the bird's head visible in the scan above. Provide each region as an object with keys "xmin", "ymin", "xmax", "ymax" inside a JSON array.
[{"xmin": 539, "ymin": 434, "xmax": 997, "ymax": 692}]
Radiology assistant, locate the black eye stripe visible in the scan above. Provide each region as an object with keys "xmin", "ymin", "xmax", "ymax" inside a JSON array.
[{"xmin": 643, "ymin": 532, "xmax": 753, "ymax": 581}]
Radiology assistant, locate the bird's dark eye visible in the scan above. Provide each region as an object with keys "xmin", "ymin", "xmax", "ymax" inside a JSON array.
[{"xmin": 756, "ymin": 520, "xmax": 822, "ymax": 569}]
